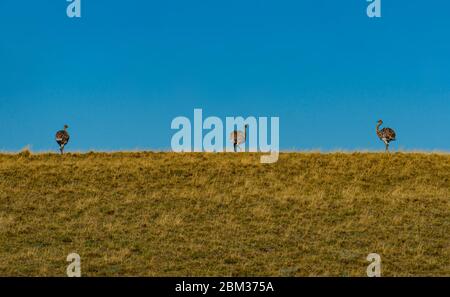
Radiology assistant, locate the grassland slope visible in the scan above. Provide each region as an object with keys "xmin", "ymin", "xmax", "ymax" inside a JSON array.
[{"xmin": 0, "ymin": 152, "xmax": 449, "ymax": 276}]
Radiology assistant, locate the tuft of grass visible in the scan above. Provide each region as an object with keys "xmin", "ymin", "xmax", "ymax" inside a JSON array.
[{"xmin": 0, "ymin": 152, "xmax": 449, "ymax": 276}]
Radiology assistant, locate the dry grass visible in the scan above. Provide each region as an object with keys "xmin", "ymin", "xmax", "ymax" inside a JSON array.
[{"xmin": 0, "ymin": 152, "xmax": 449, "ymax": 276}]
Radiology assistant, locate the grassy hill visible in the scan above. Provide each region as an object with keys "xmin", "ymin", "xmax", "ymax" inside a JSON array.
[{"xmin": 0, "ymin": 152, "xmax": 449, "ymax": 276}]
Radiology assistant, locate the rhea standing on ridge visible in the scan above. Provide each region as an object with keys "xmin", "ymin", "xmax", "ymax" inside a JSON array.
[
  {"xmin": 55, "ymin": 125, "xmax": 70, "ymax": 154},
  {"xmin": 230, "ymin": 124, "xmax": 248, "ymax": 152},
  {"xmin": 376, "ymin": 120, "xmax": 396, "ymax": 152}
]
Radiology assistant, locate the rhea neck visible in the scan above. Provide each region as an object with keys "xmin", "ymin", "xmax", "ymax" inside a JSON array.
[{"xmin": 376, "ymin": 122, "xmax": 382, "ymax": 132}]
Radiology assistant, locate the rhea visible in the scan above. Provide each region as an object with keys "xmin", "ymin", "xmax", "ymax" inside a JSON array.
[
  {"xmin": 55, "ymin": 125, "xmax": 70, "ymax": 154},
  {"xmin": 230, "ymin": 124, "xmax": 248, "ymax": 152},
  {"xmin": 376, "ymin": 120, "xmax": 396, "ymax": 152}
]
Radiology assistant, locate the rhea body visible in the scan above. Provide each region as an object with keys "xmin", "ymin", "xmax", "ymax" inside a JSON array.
[
  {"xmin": 376, "ymin": 120, "xmax": 396, "ymax": 152},
  {"xmin": 55, "ymin": 125, "xmax": 70, "ymax": 154},
  {"xmin": 230, "ymin": 124, "xmax": 248, "ymax": 152}
]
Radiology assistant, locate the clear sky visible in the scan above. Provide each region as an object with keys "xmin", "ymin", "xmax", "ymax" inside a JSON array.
[{"xmin": 0, "ymin": 0, "xmax": 449, "ymax": 152}]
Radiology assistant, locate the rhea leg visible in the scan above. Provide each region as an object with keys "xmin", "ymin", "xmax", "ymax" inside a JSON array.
[
  {"xmin": 233, "ymin": 143, "xmax": 237, "ymax": 152},
  {"xmin": 60, "ymin": 144, "xmax": 64, "ymax": 155}
]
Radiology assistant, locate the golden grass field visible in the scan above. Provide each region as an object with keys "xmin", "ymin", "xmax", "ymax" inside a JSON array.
[{"xmin": 0, "ymin": 152, "xmax": 449, "ymax": 276}]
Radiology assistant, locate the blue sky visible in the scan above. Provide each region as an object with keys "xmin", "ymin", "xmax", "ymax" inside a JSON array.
[{"xmin": 0, "ymin": 0, "xmax": 449, "ymax": 152}]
